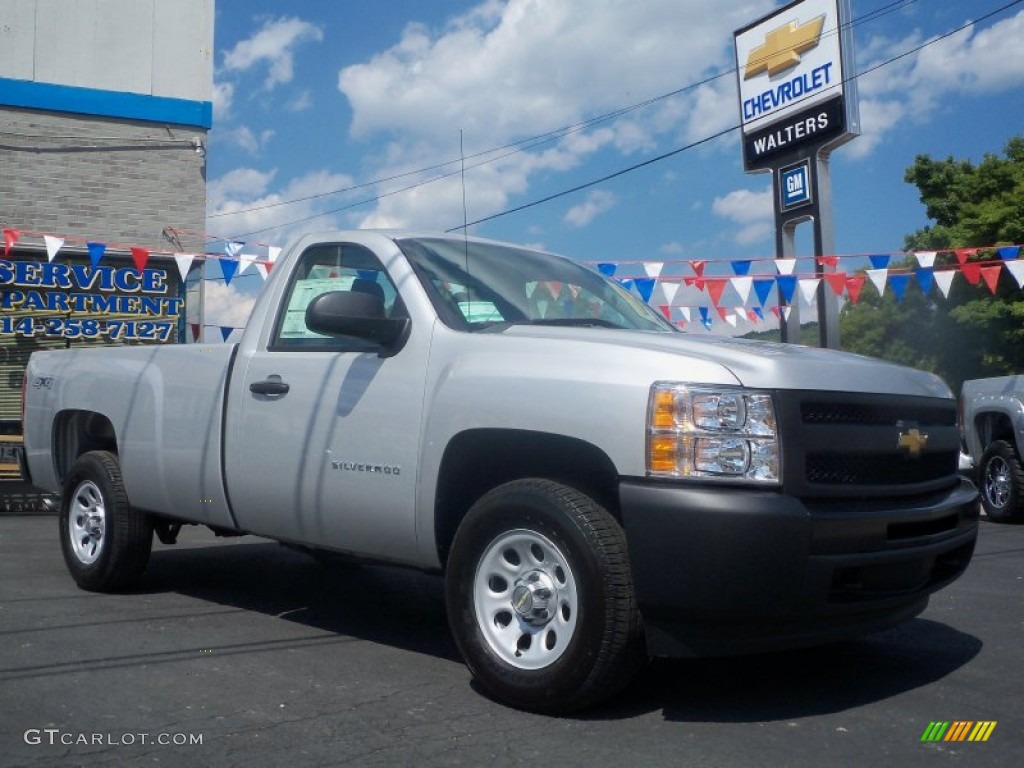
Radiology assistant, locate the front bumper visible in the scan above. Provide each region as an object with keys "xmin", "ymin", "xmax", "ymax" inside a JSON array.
[{"xmin": 619, "ymin": 477, "xmax": 979, "ymax": 657}]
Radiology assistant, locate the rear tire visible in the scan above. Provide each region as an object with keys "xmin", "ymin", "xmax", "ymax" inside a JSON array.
[
  {"xmin": 59, "ymin": 451, "xmax": 153, "ymax": 591},
  {"xmin": 445, "ymin": 478, "xmax": 644, "ymax": 714},
  {"xmin": 979, "ymin": 440, "xmax": 1024, "ymax": 522}
]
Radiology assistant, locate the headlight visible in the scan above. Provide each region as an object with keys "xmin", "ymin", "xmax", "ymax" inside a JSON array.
[{"xmin": 647, "ymin": 383, "xmax": 780, "ymax": 483}]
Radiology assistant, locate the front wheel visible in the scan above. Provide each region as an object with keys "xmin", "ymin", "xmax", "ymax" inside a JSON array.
[
  {"xmin": 979, "ymin": 440, "xmax": 1024, "ymax": 522},
  {"xmin": 59, "ymin": 451, "xmax": 153, "ymax": 591},
  {"xmin": 445, "ymin": 479, "xmax": 644, "ymax": 713}
]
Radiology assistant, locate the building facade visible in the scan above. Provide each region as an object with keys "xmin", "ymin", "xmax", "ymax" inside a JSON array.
[{"xmin": 0, "ymin": 0, "xmax": 213, "ymax": 444}]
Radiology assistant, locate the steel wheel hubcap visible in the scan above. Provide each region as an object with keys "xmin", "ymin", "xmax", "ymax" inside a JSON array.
[
  {"xmin": 473, "ymin": 529, "xmax": 578, "ymax": 670},
  {"xmin": 69, "ymin": 480, "xmax": 106, "ymax": 565},
  {"xmin": 984, "ymin": 457, "xmax": 1010, "ymax": 510}
]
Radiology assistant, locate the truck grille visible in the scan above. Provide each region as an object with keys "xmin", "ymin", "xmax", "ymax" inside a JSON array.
[{"xmin": 779, "ymin": 392, "xmax": 960, "ymax": 498}]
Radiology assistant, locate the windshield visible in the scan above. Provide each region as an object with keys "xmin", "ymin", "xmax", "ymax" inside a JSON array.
[{"xmin": 396, "ymin": 237, "xmax": 674, "ymax": 333}]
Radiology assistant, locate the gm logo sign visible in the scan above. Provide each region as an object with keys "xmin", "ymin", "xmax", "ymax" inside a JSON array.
[{"xmin": 780, "ymin": 160, "xmax": 812, "ymax": 211}]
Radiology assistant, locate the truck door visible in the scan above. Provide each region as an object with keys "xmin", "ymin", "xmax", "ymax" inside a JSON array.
[{"xmin": 224, "ymin": 241, "xmax": 429, "ymax": 564}]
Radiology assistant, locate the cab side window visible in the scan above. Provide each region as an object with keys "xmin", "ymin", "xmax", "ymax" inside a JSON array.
[{"xmin": 271, "ymin": 243, "xmax": 404, "ymax": 351}]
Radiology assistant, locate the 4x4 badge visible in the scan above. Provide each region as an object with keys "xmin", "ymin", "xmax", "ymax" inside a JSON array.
[{"xmin": 897, "ymin": 427, "xmax": 928, "ymax": 457}]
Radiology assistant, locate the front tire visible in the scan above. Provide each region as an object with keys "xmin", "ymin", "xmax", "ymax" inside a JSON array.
[
  {"xmin": 445, "ymin": 479, "xmax": 643, "ymax": 713},
  {"xmin": 60, "ymin": 451, "xmax": 153, "ymax": 591},
  {"xmin": 979, "ymin": 440, "xmax": 1024, "ymax": 522}
]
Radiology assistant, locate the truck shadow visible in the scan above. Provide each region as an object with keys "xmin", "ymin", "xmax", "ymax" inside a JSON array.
[{"xmin": 143, "ymin": 538, "xmax": 982, "ymax": 722}]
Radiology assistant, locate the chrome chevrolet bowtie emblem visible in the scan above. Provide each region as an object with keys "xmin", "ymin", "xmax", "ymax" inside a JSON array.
[{"xmin": 897, "ymin": 428, "xmax": 928, "ymax": 458}]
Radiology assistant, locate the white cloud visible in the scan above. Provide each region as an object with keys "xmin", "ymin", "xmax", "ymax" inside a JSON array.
[
  {"xmin": 850, "ymin": 10, "xmax": 1024, "ymax": 155},
  {"xmin": 712, "ymin": 186, "xmax": 773, "ymax": 245},
  {"xmin": 212, "ymin": 81, "xmax": 234, "ymax": 121},
  {"xmin": 202, "ymin": 279, "xmax": 256, "ymax": 330},
  {"xmin": 207, "ymin": 168, "xmax": 356, "ymax": 245},
  {"xmin": 338, "ymin": 0, "xmax": 775, "ymax": 228},
  {"xmin": 564, "ymin": 190, "xmax": 617, "ymax": 228},
  {"xmin": 222, "ymin": 16, "xmax": 324, "ymax": 91}
]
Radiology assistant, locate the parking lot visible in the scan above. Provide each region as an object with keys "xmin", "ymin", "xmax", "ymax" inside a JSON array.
[{"xmin": 1, "ymin": 513, "xmax": 1020, "ymax": 767}]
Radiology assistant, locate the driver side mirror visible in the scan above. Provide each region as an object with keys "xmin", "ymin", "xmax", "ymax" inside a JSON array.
[{"xmin": 305, "ymin": 290, "xmax": 409, "ymax": 351}]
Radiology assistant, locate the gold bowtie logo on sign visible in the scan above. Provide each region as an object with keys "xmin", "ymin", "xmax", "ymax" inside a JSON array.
[{"xmin": 745, "ymin": 15, "xmax": 826, "ymax": 79}]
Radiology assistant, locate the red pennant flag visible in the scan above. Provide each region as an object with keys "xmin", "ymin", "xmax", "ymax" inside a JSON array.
[
  {"xmin": 684, "ymin": 276, "xmax": 706, "ymax": 292},
  {"xmin": 770, "ymin": 306, "xmax": 782, "ymax": 319},
  {"xmin": 824, "ymin": 272, "xmax": 847, "ymax": 296},
  {"xmin": 190, "ymin": 324, "xmax": 201, "ymax": 342},
  {"xmin": 817, "ymin": 255, "xmax": 840, "ymax": 268},
  {"xmin": 980, "ymin": 265, "xmax": 1002, "ymax": 294},
  {"xmin": 689, "ymin": 260, "xmax": 706, "ymax": 277},
  {"xmin": 845, "ymin": 276, "xmax": 865, "ymax": 304},
  {"xmin": 747, "ymin": 310, "xmax": 759, "ymax": 322},
  {"xmin": 961, "ymin": 262, "xmax": 982, "ymax": 285},
  {"xmin": 716, "ymin": 306, "xmax": 729, "ymax": 321},
  {"xmin": 954, "ymin": 248, "xmax": 978, "ymax": 265},
  {"xmin": 544, "ymin": 281, "xmax": 563, "ymax": 299},
  {"xmin": 658, "ymin": 305, "xmax": 671, "ymax": 321},
  {"xmin": 706, "ymin": 278, "xmax": 728, "ymax": 307},
  {"xmin": 3, "ymin": 228, "xmax": 20, "ymax": 255},
  {"xmin": 130, "ymin": 247, "xmax": 150, "ymax": 272}
]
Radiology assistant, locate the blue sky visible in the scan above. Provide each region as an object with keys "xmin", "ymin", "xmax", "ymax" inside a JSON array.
[{"xmin": 201, "ymin": 0, "xmax": 1024, "ymax": 334}]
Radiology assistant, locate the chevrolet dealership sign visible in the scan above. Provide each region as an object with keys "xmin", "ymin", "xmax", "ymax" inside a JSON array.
[{"xmin": 735, "ymin": 0, "xmax": 859, "ymax": 171}]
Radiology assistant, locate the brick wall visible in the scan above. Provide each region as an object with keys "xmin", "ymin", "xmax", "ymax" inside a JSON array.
[{"xmin": 0, "ymin": 107, "xmax": 207, "ymax": 253}]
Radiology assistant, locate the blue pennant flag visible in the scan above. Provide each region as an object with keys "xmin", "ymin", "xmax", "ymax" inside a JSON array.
[
  {"xmin": 87, "ymin": 242, "xmax": 106, "ymax": 268},
  {"xmin": 997, "ymin": 245, "xmax": 1021, "ymax": 260},
  {"xmin": 699, "ymin": 306, "xmax": 712, "ymax": 330},
  {"xmin": 889, "ymin": 274, "xmax": 910, "ymax": 302},
  {"xmin": 220, "ymin": 326, "xmax": 234, "ymax": 342},
  {"xmin": 868, "ymin": 254, "xmax": 891, "ymax": 270},
  {"xmin": 597, "ymin": 262, "xmax": 617, "ymax": 277},
  {"xmin": 634, "ymin": 278, "xmax": 656, "ymax": 303},
  {"xmin": 220, "ymin": 258, "xmax": 238, "ymax": 285},
  {"xmin": 731, "ymin": 260, "xmax": 752, "ymax": 276},
  {"xmin": 753, "ymin": 278, "xmax": 774, "ymax": 306},
  {"xmin": 915, "ymin": 267, "xmax": 934, "ymax": 295},
  {"xmin": 776, "ymin": 275, "xmax": 797, "ymax": 304},
  {"xmin": 357, "ymin": 270, "xmax": 378, "ymax": 281}
]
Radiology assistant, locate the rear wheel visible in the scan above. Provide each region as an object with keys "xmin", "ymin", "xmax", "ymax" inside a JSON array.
[
  {"xmin": 445, "ymin": 479, "xmax": 644, "ymax": 713},
  {"xmin": 979, "ymin": 440, "xmax": 1024, "ymax": 522},
  {"xmin": 60, "ymin": 451, "xmax": 153, "ymax": 591}
]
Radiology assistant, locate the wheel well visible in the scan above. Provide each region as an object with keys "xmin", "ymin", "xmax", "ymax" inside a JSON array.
[
  {"xmin": 433, "ymin": 429, "xmax": 620, "ymax": 566},
  {"xmin": 973, "ymin": 411, "xmax": 1017, "ymax": 454},
  {"xmin": 53, "ymin": 410, "xmax": 118, "ymax": 484}
]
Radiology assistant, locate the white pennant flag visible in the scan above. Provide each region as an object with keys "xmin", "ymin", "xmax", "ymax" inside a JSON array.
[
  {"xmin": 730, "ymin": 277, "xmax": 753, "ymax": 304},
  {"xmin": 661, "ymin": 281, "xmax": 680, "ymax": 306},
  {"xmin": 775, "ymin": 258, "xmax": 797, "ymax": 275},
  {"xmin": 238, "ymin": 252, "xmax": 257, "ymax": 276},
  {"xmin": 1005, "ymin": 261, "xmax": 1024, "ymax": 289},
  {"xmin": 174, "ymin": 253, "xmax": 196, "ymax": 281},
  {"xmin": 866, "ymin": 268, "xmax": 888, "ymax": 296},
  {"xmin": 680, "ymin": 307, "xmax": 691, "ymax": 323},
  {"xmin": 798, "ymin": 278, "xmax": 821, "ymax": 305},
  {"xmin": 933, "ymin": 270, "xmax": 956, "ymax": 298},
  {"xmin": 780, "ymin": 306, "xmax": 792, "ymax": 322},
  {"xmin": 914, "ymin": 251, "xmax": 937, "ymax": 268},
  {"xmin": 643, "ymin": 262, "xmax": 664, "ymax": 278},
  {"xmin": 725, "ymin": 312, "xmax": 738, "ymax": 328},
  {"xmin": 44, "ymin": 235, "xmax": 64, "ymax": 262}
]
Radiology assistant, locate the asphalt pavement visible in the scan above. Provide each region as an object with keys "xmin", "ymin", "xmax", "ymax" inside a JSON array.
[{"xmin": 0, "ymin": 513, "xmax": 1020, "ymax": 767}]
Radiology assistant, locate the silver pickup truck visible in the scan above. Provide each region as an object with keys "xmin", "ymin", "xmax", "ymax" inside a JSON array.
[
  {"xmin": 22, "ymin": 230, "xmax": 979, "ymax": 713},
  {"xmin": 961, "ymin": 375, "xmax": 1024, "ymax": 522}
]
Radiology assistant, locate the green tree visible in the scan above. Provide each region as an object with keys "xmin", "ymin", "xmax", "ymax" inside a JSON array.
[{"xmin": 839, "ymin": 135, "xmax": 1024, "ymax": 393}]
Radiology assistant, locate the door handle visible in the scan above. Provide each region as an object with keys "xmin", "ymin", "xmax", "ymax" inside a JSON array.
[{"xmin": 250, "ymin": 378, "xmax": 290, "ymax": 396}]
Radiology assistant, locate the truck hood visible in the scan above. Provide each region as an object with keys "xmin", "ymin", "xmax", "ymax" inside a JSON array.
[{"xmin": 498, "ymin": 326, "xmax": 952, "ymax": 398}]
